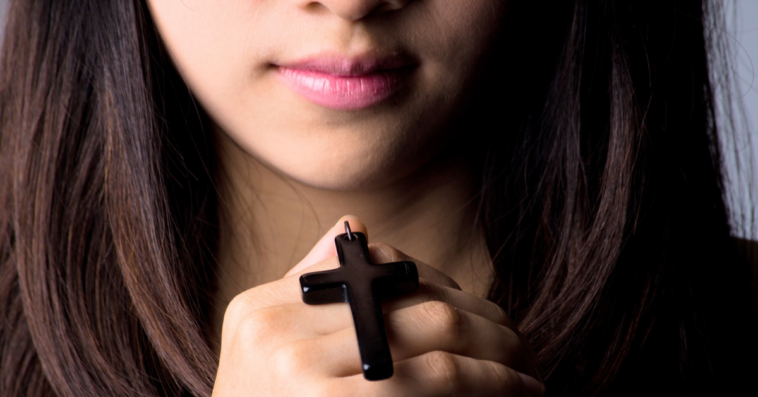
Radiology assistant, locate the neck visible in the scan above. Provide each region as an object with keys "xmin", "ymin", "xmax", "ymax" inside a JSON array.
[{"xmin": 212, "ymin": 129, "xmax": 493, "ymax": 335}]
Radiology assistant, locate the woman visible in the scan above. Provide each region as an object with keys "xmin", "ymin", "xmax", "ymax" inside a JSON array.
[{"xmin": 1, "ymin": 0, "xmax": 755, "ymax": 396}]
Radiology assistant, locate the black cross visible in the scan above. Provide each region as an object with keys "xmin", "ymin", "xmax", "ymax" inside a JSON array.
[{"xmin": 299, "ymin": 222, "xmax": 419, "ymax": 381}]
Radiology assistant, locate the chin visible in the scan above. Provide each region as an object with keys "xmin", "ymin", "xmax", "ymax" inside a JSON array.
[
  {"xmin": 217, "ymin": 121, "xmax": 440, "ymax": 193},
  {"xmin": 279, "ymin": 165, "xmax": 399, "ymax": 192}
]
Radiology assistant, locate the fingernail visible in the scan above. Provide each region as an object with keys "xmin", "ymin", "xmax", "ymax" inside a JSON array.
[{"xmin": 517, "ymin": 372, "xmax": 545, "ymax": 396}]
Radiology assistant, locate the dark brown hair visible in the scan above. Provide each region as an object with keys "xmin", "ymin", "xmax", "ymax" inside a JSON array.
[{"xmin": 1, "ymin": 0, "xmax": 755, "ymax": 396}]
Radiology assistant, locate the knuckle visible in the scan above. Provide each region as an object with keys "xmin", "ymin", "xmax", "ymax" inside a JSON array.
[
  {"xmin": 425, "ymin": 351, "xmax": 460, "ymax": 389},
  {"xmin": 236, "ymin": 307, "xmax": 280, "ymax": 343},
  {"xmin": 224, "ymin": 293, "xmax": 252, "ymax": 324},
  {"xmin": 223, "ymin": 288, "xmax": 275, "ymax": 326},
  {"xmin": 272, "ymin": 342, "xmax": 311, "ymax": 376},
  {"xmin": 421, "ymin": 300, "xmax": 463, "ymax": 336}
]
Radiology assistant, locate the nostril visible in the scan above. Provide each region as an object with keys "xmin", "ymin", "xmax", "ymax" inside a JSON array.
[
  {"xmin": 366, "ymin": 0, "xmax": 410, "ymax": 17},
  {"xmin": 373, "ymin": 3, "xmax": 395, "ymax": 14},
  {"xmin": 302, "ymin": 2, "xmax": 330, "ymax": 15}
]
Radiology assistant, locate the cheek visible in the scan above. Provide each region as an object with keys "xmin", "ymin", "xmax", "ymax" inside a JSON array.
[
  {"xmin": 147, "ymin": 0, "xmax": 277, "ymax": 108},
  {"xmin": 411, "ymin": 1, "xmax": 508, "ymax": 92}
]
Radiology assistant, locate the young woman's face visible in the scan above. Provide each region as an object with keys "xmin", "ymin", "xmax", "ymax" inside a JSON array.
[{"xmin": 148, "ymin": 0, "xmax": 509, "ymax": 190}]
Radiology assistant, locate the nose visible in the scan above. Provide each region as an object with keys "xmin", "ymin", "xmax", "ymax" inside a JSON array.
[{"xmin": 295, "ymin": 0, "xmax": 411, "ymax": 21}]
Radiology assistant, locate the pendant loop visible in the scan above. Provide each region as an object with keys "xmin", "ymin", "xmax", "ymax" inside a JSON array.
[{"xmin": 344, "ymin": 220, "xmax": 354, "ymax": 241}]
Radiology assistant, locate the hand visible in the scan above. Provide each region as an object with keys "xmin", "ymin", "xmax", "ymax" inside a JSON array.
[{"xmin": 212, "ymin": 217, "xmax": 545, "ymax": 396}]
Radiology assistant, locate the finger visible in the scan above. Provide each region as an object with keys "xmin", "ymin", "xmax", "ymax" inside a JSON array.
[
  {"xmin": 301, "ymin": 303, "xmax": 532, "ymax": 378},
  {"xmin": 257, "ymin": 278, "xmax": 513, "ymax": 339},
  {"xmin": 233, "ymin": 216, "xmax": 367, "ymax": 313},
  {"xmin": 387, "ymin": 281, "xmax": 538, "ymax": 378},
  {"xmin": 228, "ymin": 245, "xmax": 353, "ymax": 321},
  {"xmin": 369, "ymin": 243, "xmax": 462, "ymax": 291},
  {"xmin": 285, "ymin": 215, "xmax": 368, "ymax": 277},
  {"xmin": 222, "ymin": 255, "xmax": 340, "ymax": 340},
  {"xmin": 222, "ymin": 218, "xmax": 362, "ymax": 348},
  {"xmin": 384, "ymin": 279, "xmax": 515, "ymax": 328},
  {"xmin": 326, "ymin": 352, "xmax": 541, "ymax": 397},
  {"xmin": 236, "ymin": 219, "xmax": 468, "ymax": 322},
  {"xmin": 386, "ymin": 301, "xmax": 531, "ymax": 375},
  {"xmin": 232, "ymin": 304, "xmax": 337, "ymax": 341},
  {"xmin": 235, "ymin": 262, "xmax": 476, "ymax": 323}
]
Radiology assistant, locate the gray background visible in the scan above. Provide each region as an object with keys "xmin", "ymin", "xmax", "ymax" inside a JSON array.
[
  {"xmin": 724, "ymin": 0, "xmax": 758, "ymax": 239},
  {"xmin": 0, "ymin": 1, "xmax": 757, "ymax": 237}
]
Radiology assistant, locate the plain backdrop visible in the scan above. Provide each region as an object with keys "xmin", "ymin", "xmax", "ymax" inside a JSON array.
[
  {"xmin": 0, "ymin": 0, "xmax": 756, "ymax": 237},
  {"xmin": 724, "ymin": 0, "xmax": 758, "ymax": 239}
]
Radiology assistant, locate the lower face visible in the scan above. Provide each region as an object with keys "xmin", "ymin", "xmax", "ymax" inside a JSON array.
[{"xmin": 147, "ymin": 0, "xmax": 510, "ymax": 190}]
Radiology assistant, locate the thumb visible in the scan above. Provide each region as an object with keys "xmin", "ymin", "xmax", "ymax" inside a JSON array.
[{"xmin": 284, "ymin": 215, "xmax": 368, "ymax": 277}]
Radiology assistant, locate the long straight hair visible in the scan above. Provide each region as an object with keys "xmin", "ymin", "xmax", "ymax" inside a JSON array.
[{"xmin": 1, "ymin": 0, "xmax": 755, "ymax": 396}]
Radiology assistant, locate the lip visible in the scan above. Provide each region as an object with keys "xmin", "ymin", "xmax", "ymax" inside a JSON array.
[{"xmin": 275, "ymin": 53, "xmax": 417, "ymax": 110}]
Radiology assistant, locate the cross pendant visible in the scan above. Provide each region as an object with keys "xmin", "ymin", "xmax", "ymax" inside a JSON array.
[{"xmin": 299, "ymin": 222, "xmax": 419, "ymax": 381}]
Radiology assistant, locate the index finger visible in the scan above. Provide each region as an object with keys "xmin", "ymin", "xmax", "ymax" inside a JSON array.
[{"xmin": 222, "ymin": 217, "xmax": 367, "ymax": 334}]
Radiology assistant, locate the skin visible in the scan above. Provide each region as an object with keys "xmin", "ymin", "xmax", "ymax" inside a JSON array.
[{"xmin": 147, "ymin": 0, "xmax": 544, "ymax": 395}]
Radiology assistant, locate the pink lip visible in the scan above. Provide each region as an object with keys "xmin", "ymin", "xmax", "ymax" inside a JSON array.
[{"xmin": 275, "ymin": 54, "xmax": 417, "ymax": 110}]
